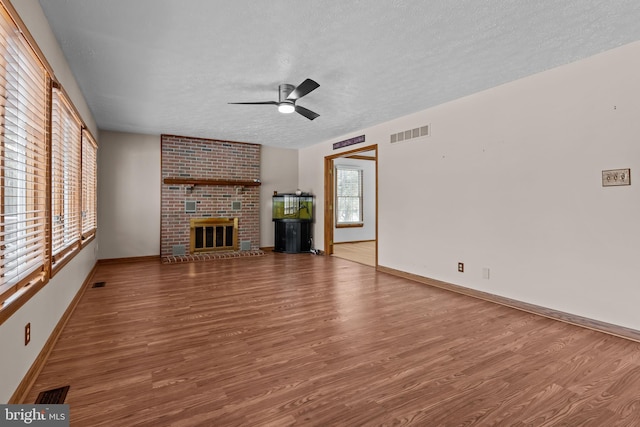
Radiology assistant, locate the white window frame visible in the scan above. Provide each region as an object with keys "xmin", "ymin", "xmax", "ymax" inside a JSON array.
[{"xmin": 335, "ymin": 165, "xmax": 364, "ymax": 228}]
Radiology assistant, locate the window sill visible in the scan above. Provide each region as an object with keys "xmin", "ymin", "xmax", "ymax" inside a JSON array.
[
  {"xmin": 0, "ymin": 274, "xmax": 47, "ymax": 325},
  {"xmin": 81, "ymin": 231, "xmax": 96, "ymax": 248},
  {"xmin": 51, "ymin": 242, "xmax": 80, "ymax": 277},
  {"xmin": 336, "ymin": 223, "xmax": 364, "ymax": 229}
]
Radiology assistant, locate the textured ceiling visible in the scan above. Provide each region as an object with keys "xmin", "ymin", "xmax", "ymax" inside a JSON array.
[{"xmin": 38, "ymin": 0, "xmax": 640, "ymax": 149}]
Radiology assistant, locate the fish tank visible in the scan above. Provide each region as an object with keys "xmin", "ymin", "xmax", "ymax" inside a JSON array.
[{"xmin": 272, "ymin": 193, "xmax": 314, "ymax": 220}]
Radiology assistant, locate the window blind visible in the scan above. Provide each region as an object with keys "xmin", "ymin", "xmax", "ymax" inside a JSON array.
[
  {"xmin": 81, "ymin": 129, "xmax": 97, "ymax": 237},
  {"xmin": 51, "ymin": 87, "xmax": 81, "ymax": 260},
  {"xmin": 0, "ymin": 4, "xmax": 49, "ymax": 299}
]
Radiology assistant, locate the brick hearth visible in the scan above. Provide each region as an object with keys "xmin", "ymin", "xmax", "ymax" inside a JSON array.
[{"xmin": 162, "ymin": 249, "xmax": 266, "ymax": 264}]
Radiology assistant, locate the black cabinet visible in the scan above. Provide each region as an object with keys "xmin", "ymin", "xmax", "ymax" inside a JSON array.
[
  {"xmin": 273, "ymin": 219, "xmax": 312, "ymax": 253},
  {"xmin": 272, "ymin": 193, "xmax": 314, "ymax": 253}
]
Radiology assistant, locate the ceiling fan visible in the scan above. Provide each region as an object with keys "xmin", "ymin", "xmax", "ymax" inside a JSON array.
[{"xmin": 229, "ymin": 78, "xmax": 320, "ymax": 120}]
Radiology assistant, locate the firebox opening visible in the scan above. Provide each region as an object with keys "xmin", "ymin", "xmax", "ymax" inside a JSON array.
[{"xmin": 190, "ymin": 217, "xmax": 238, "ymax": 253}]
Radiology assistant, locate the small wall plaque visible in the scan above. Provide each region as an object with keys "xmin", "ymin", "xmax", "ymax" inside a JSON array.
[
  {"xmin": 602, "ymin": 168, "xmax": 630, "ymax": 187},
  {"xmin": 333, "ymin": 134, "xmax": 365, "ymax": 150}
]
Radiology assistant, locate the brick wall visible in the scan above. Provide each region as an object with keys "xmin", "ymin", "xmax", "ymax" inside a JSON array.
[{"xmin": 161, "ymin": 134, "xmax": 261, "ymax": 257}]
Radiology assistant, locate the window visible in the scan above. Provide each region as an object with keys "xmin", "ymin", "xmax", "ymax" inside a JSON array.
[
  {"xmin": 51, "ymin": 87, "xmax": 82, "ymax": 264},
  {"xmin": 81, "ymin": 129, "xmax": 97, "ymax": 240},
  {"xmin": 0, "ymin": 5, "xmax": 49, "ymax": 303},
  {"xmin": 0, "ymin": 2, "xmax": 99, "ymax": 320},
  {"xmin": 335, "ymin": 166, "xmax": 363, "ymax": 227}
]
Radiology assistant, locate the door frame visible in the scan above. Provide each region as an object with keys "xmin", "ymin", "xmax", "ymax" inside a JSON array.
[{"xmin": 324, "ymin": 144, "xmax": 378, "ymax": 266}]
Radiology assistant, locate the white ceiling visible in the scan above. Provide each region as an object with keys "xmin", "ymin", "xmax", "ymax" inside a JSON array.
[{"xmin": 38, "ymin": 1, "xmax": 640, "ymax": 149}]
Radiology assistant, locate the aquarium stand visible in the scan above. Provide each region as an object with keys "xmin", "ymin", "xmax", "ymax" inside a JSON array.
[
  {"xmin": 272, "ymin": 193, "xmax": 314, "ymax": 254},
  {"xmin": 273, "ymin": 219, "xmax": 312, "ymax": 253}
]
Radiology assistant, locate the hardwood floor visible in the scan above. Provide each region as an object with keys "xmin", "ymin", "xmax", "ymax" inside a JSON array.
[
  {"xmin": 26, "ymin": 253, "xmax": 640, "ymax": 426},
  {"xmin": 331, "ymin": 240, "xmax": 375, "ymax": 267}
]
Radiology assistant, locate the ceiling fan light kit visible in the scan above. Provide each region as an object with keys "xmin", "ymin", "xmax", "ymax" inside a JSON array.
[
  {"xmin": 277, "ymin": 102, "xmax": 295, "ymax": 114},
  {"xmin": 229, "ymin": 78, "xmax": 320, "ymax": 120}
]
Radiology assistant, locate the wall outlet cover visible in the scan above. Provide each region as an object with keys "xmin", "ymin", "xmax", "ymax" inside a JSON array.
[
  {"xmin": 25, "ymin": 323, "xmax": 31, "ymax": 345},
  {"xmin": 602, "ymin": 168, "xmax": 630, "ymax": 186}
]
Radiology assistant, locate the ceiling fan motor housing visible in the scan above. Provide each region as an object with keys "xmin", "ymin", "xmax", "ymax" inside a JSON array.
[{"xmin": 279, "ymin": 84, "xmax": 295, "ymax": 103}]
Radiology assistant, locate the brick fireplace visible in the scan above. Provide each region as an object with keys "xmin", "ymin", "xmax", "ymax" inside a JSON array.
[{"xmin": 161, "ymin": 134, "xmax": 261, "ymax": 259}]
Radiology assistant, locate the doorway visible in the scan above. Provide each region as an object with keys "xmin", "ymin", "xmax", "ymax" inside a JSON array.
[{"xmin": 324, "ymin": 144, "xmax": 377, "ymax": 266}]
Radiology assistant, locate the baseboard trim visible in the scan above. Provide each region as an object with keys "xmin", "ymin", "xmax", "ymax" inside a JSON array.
[
  {"xmin": 333, "ymin": 239, "xmax": 376, "ymax": 245},
  {"xmin": 377, "ymin": 265, "xmax": 640, "ymax": 343},
  {"xmin": 97, "ymin": 255, "xmax": 161, "ymax": 265},
  {"xmin": 10, "ymin": 262, "xmax": 100, "ymax": 404}
]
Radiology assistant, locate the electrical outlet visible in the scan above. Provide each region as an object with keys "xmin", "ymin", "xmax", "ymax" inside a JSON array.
[
  {"xmin": 25, "ymin": 323, "xmax": 31, "ymax": 346},
  {"xmin": 483, "ymin": 268, "xmax": 490, "ymax": 279},
  {"xmin": 458, "ymin": 262, "xmax": 464, "ymax": 273}
]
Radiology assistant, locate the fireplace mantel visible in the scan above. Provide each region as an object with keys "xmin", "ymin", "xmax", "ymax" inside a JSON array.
[{"xmin": 163, "ymin": 178, "xmax": 261, "ymax": 186}]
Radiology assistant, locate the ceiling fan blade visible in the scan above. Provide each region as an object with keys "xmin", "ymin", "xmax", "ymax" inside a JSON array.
[
  {"xmin": 228, "ymin": 101, "xmax": 278, "ymax": 105},
  {"xmin": 295, "ymin": 105, "xmax": 320, "ymax": 120},
  {"xmin": 286, "ymin": 79, "xmax": 320, "ymax": 101}
]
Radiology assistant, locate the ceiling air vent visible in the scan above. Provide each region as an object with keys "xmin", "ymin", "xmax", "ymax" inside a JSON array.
[{"xmin": 390, "ymin": 124, "xmax": 430, "ymax": 144}]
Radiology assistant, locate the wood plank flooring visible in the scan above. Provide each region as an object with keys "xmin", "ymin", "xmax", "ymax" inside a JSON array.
[
  {"xmin": 331, "ymin": 241, "xmax": 375, "ymax": 267},
  {"xmin": 25, "ymin": 253, "xmax": 640, "ymax": 426}
]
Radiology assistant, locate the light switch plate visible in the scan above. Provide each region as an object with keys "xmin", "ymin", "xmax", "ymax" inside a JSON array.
[{"xmin": 602, "ymin": 169, "xmax": 630, "ymax": 187}]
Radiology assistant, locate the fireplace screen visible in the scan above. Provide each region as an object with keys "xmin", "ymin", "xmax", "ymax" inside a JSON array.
[{"xmin": 190, "ymin": 218, "xmax": 238, "ymax": 252}]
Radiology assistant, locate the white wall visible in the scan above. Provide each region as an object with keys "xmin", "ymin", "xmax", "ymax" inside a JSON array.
[
  {"xmin": 0, "ymin": 0, "xmax": 98, "ymax": 403},
  {"xmin": 260, "ymin": 146, "xmax": 298, "ymax": 247},
  {"xmin": 98, "ymin": 131, "xmax": 161, "ymax": 259},
  {"xmin": 333, "ymin": 157, "xmax": 376, "ymax": 243},
  {"xmin": 300, "ymin": 41, "xmax": 640, "ymax": 331}
]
